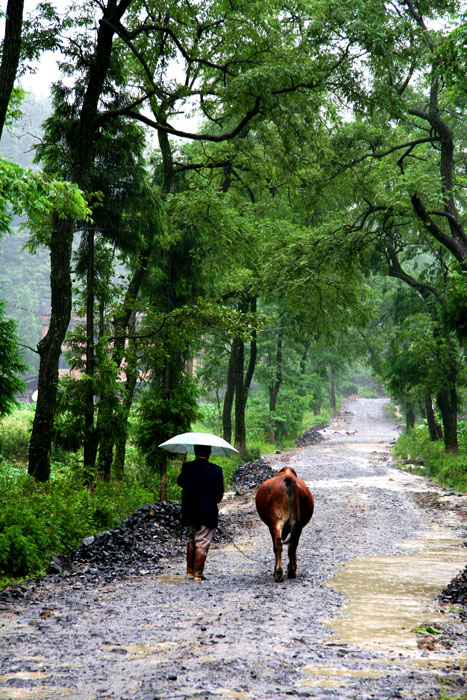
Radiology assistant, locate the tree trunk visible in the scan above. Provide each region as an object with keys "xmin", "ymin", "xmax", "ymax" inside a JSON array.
[
  {"xmin": 425, "ymin": 394, "xmax": 443, "ymax": 442},
  {"xmin": 95, "ymin": 254, "xmax": 149, "ymax": 478},
  {"xmin": 233, "ymin": 337, "xmax": 245, "ymax": 456},
  {"xmin": 28, "ymin": 214, "xmax": 73, "ymax": 481},
  {"xmin": 0, "ymin": 0, "xmax": 24, "ymax": 140},
  {"xmin": 268, "ymin": 325, "xmax": 283, "ymax": 444},
  {"xmin": 28, "ymin": 0, "xmax": 132, "ymax": 481},
  {"xmin": 328, "ymin": 365, "xmax": 336, "ymax": 413},
  {"xmin": 406, "ymin": 405, "xmax": 415, "ymax": 430},
  {"xmin": 436, "ymin": 364, "xmax": 458, "ymax": 453},
  {"xmin": 222, "ymin": 341, "xmax": 236, "ymax": 444},
  {"xmin": 233, "ymin": 297, "xmax": 257, "ymax": 457},
  {"xmin": 84, "ymin": 229, "xmax": 98, "ymax": 478}
]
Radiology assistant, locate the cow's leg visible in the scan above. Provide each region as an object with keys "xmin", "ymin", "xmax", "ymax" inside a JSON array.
[
  {"xmin": 287, "ymin": 527, "xmax": 302, "ymax": 579},
  {"xmin": 271, "ymin": 525, "xmax": 284, "ymax": 582}
]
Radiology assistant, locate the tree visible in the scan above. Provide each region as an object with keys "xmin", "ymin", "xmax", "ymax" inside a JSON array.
[
  {"xmin": 28, "ymin": 0, "xmax": 133, "ymax": 481},
  {"xmin": 0, "ymin": 300, "xmax": 27, "ymax": 416},
  {"xmin": 0, "ymin": 0, "xmax": 24, "ymax": 139},
  {"xmin": 0, "ymin": 161, "xmax": 90, "ymax": 477},
  {"xmin": 300, "ymin": 1, "xmax": 467, "ymax": 451}
]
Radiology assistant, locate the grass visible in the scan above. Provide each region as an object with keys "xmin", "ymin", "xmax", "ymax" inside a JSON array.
[
  {"xmin": 394, "ymin": 423, "xmax": 467, "ymax": 493},
  {"xmin": 0, "ymin": 458, "xmax": 159, "ymax": 588},
  {"xmin": 0, "ymin": 405, "xmax": 34, "ymax": 462}
]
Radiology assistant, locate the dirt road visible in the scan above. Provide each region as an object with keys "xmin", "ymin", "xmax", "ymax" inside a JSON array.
[{"xmin": 1, "ymin": 397, "xmax": 466, "ymax": 700}]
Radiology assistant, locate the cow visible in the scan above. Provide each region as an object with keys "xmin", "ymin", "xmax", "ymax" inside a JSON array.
[{"xmin": 255, "ymin": 466, "xmax": 314, "ymax": 582}]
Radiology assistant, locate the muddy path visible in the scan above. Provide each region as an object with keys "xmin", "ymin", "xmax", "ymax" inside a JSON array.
[{"xmin": 1, "ymin": 397, "xmax": 466, "ymax": 700}]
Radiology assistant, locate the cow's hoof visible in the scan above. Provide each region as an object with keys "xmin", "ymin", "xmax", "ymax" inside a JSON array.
[{"xmin": 274, "ymin": 570, "xmax": 284, "ymax": 583}]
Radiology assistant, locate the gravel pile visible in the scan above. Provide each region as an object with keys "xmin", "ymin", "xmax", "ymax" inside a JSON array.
[
  {"xmin": 295, "ymin": 424, "xmax": 326, "ymax": 447},
  {"xmin": 440, "ymin": 563, "xmax": 467, "ymax": 607},
  {"xmin": 232, "ymin": 458, "xmax": 275, "ymax": 495},
  {"xmin": 44, "ymin": 498, "xmax": 255, "ymax": 586},
  {"xmin": 44, "ymin": 502, "xmax": 185, "ymax": 585}
]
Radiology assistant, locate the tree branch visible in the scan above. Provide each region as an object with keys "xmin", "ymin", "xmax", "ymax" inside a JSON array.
[{"xmin": 98, "ymin": 97, "xmax": 262, "ymax": 142}]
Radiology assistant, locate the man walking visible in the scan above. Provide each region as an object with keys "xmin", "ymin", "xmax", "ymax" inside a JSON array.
[{"xmin": 177, "ymin": 444, "xmax": 224, "ymax": 581}]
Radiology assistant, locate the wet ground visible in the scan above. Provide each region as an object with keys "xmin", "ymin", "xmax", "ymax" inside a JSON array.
[{"xmin": 0, "ymin": 397, "xmax": 466, "ymax": 700}]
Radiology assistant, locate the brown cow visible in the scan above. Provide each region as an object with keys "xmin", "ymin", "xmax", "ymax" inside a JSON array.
[{"xmin": 255, "ymin": 466, "xmax": 314, "ymax": 582}]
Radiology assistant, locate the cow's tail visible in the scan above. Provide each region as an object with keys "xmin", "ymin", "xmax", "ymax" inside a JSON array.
[{"xmin": 282, "ymin": 476, "xmax": 302, "ymax": 544}]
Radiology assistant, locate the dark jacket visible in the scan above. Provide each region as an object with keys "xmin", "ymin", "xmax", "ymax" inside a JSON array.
[{"xmin": 177, "ymin": 457, "xmax": 224, "ymax": 529}]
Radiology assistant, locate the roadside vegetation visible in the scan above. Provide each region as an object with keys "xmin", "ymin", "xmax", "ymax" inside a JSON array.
[{"xmin": 394, "ymin": 422, "xmax": 467, "ymax": 493}]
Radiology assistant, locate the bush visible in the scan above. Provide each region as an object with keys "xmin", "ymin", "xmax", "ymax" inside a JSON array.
[
  {"xmin": 0, "ymin": 458, "xmax": 160, "ymax": 586},
  {"xmin": 394, "ymin": 424, "xmax": 467, "ymax": 492},
  {"xmin": 0, "ymin": 406, "xmax": 33, "ymax": 462},
  {"xmin": 301, "ymin": 408, "xmax": 332, "ymax": 430},
  {"xmin": 244, "ymin": 390, "xmax": 307, "ymax": 447},
  {"xmin": 198, "ymin": 402, "xmax": 223, "ymax": 435}
]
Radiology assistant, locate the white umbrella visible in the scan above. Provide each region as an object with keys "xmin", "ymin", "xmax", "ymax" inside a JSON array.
[{"xmin": 158, "ymin": 431, "xmax": 239, "ymax": 457}]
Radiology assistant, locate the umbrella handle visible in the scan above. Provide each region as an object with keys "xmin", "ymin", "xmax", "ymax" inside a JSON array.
[{"xmin": 182, "ymin": 453, "xmax": 187, "ymax": 463}]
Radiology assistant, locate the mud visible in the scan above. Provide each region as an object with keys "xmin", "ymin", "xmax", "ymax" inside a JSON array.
[{"xmin": 1, "ymin": 397, "xmax": 466, "ymax": 700}]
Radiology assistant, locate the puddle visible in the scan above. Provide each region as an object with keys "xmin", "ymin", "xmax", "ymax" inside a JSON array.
[
  {"xmin": 306, "ymin": 467, "xmax": 454, "ymax": 493},
  {"xmin": 0, "ymin": 672, "xmax": 48, "ymax": 682},
  {"xmin": 0, "ymin": 688, "xmax": 74, "ymax": 699},
  {"xmin": 115, "ymin": 642, "xmax": 177, "ymax": 659},
  {"xmin": 323, "ymin": 523, "xmax": 466, "ymax": 656},
  {"xmin": 154, "ymin": 573, "xmax": 187, "ymax": 583},
  {"xmin": 297, "ymin": 664, "xmax": 384, "ymax": 687},
  {"xmin": 343, "ymin": 442, "xmax": 391, "ymax": 453}
]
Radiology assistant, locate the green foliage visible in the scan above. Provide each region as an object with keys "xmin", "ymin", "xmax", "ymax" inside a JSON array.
[
  {"xmin": 244, "ymin": 389, "xmax": 307, "ymax": 447},
  {"xmin": 135, "ymin": 376, "xmax": 201, "ymax": 472},
  {"xmin": 0, "ymin": 406, "xmax": 33, "ymax": 462},
  {"xmin": 0, "ymin": 158, "xmax": 92, "ymax": 245},
  {"xmin": 0, "ymin": 227, "xmax": 50, "ymax": 373},
  {"xmin": 0, "ymin": 460, "xmax": 156, "ymax": 585},
  {"xmin": 301, "ymin": 408, "xmax": 332, "ymax": 429},
  {"xmin": 412, "ymin": 625, "xmax": 442, "ymax": 635},
  {"xmin": 197, "ymin": 402, "xmax": 223, "ymax": 436},
  {"xmin": 0, "ymin": 301, "xmax": 28, "ymax": 416},
  {"xmin": 52, "ymin": 376, "xmax": 86, "ymax": 452},
  {"xmin": 394, "ymin": 424, "xmax": 467, "ymax": 492},
  {"xmin": 0, "ymin": 466, "xmax": 90, "ymax": 579},
  {"xmin": 3, "ymin": 88, "xmax": 26, "ymax": 130}
]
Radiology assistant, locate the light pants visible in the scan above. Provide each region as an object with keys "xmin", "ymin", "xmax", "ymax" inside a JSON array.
[{"xmin": 187, "ymin": 524, "xmax": 215, "ymax": 549}]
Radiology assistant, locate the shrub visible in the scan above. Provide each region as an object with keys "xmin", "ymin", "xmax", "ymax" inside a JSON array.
[
  {"xmin": 394, "ymin": 424, "xmax": 467, "ymax": 492},
  {"xmin": 0, "ymin": 406, "xmax": 33, "ymax": 463},
  {"xmin": 0, "ymin": 458, "xmax": 161, "ymax": 585}
]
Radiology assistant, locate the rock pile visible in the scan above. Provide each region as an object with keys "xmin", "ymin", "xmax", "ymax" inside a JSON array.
[
  {"xmin": 295, "ymin": 424, "xmax": 327, "ymax": 447},
  {"xmin": 440, "ymin": 563, "xmax": 467, "ymax": 607},
  {"xmin": 232, "ymin": 458, "xmax": 275, "ymax": 495},
  {"xmin": 50, "ymin": 502, "xmax": 186, "ymax": 584},
  {"xmin": 45, "ymin": 499, "xmax": 252, "ymax": 586}
]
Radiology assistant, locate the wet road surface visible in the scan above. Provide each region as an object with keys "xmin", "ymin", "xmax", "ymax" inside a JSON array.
[{"xmin": 1, "ymin": 397, "xmax": 466, "ymax": 699}]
